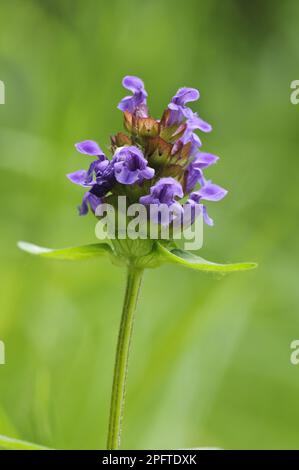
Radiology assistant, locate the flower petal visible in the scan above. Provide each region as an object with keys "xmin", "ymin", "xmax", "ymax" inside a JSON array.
[
  {"xmin": 198, "ymin": 182, "xmax": 228, "ymax": 201},
  {"xmin": 112, "ymin": 146, "xmax": 154, "ymax": 185},
  {"xmin": 194, "ymin": 152, "xmax": 219, "ymax": 168},
  {"xmin": 79, "ymin": 192, "xmax": 102, "ymax": 216},
  {"xmin": 172, "ymin": 87, "xmax": 200, "ymax": 105},
  {"xmin": 140, "ymin": 167, "xmax": 155, "ymax": 180},
  {"xmin": 114, "ymin": 163, "xmax": 139, "ymax": 184},
  {"xmin": 75, "ymin": 140, "xmax": 105, "ymax": 157},
  {"xmin": 67, "ymin": 170, "xmax": 90, "ymax": 186},
  {"xmin": 122, "ymin": 76, "xmax": 147, "ymax": 94},
  {"xmin": 201, "ymin": 204, "xmax": 214, "ymax": 226}
]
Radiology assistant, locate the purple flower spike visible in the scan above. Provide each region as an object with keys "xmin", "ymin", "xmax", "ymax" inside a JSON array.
[
  {"xmin": 140, "ymin": 177, "xmax": 183, "ymax": 206},
  {"xmin": 68, "ymin": 77, "xmax": 226, "ymax": 225},
  {"xmin": 112, "ymin": 146, "xmax": 154, "ymax": 185},
  {"xmin": 75, "ymin": 140, "xmax": 105, "ymax": 158},
  {"xmin": 118, "ymin": 75, "xmax": 148, "ymax": 117},
  {"xmin": 79, "ymin": 191, "xmax": 102, "ymax": 216}
]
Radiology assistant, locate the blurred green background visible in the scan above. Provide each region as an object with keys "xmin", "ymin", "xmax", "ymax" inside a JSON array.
[{"xmin": 0, "ymin": 0, "xmax": 298, "ymax": 450}]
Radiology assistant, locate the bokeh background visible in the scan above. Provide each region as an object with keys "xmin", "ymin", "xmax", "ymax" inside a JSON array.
[{"xmin": 0, "ymin": 0, "xmax": 298, "ymax": 450}]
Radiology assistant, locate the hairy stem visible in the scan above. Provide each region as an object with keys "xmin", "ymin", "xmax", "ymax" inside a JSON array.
[{"xmin": 106, "ymin": 266, "xmax": 143, "ymax": 450}]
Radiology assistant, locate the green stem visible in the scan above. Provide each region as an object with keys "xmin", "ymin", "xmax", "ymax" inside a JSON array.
[{"xmin": 106, "ymin": 266, "xmax": 143, "ymax": 450}]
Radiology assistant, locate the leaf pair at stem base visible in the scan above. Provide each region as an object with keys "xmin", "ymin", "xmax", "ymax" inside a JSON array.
[{"xmin": 17, "ymin": 240, "xmax": 257, "ymax": 272}]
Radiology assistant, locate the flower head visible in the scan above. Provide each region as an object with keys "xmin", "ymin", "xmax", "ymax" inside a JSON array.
[{"xmin": 68, "ymin": 75, "xmax": 227, "ymax": 225}]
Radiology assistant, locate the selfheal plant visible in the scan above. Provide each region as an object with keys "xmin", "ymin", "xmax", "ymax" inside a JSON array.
[{"xmin": 17, "ymin": 76, "xmax": 257, "ymax": 451}]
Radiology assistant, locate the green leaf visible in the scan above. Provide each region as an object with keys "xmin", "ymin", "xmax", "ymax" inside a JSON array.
[
  {"xmin": 157, "ymin": 243, "xmax": 257, "ymax": 272},
  {"xmin": 18, "ymin": 241, "xmax": 112, "ymax": 260},
  {"xmin": 0, "ymin": 434, "xmax": 51, "ymax": 450}
]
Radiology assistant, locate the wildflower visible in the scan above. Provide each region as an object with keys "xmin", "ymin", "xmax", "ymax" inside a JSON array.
[
  {"xmin": 67, "ymin": 75, "xmax": 227, "ymax": 223},
  {"xmin": 20, "ymin": 75, "xmax": 256, "ymax": 455}
]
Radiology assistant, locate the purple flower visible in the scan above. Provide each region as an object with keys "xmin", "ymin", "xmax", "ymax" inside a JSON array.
[
  {"xmin": 68, "ymin": 140, "xmax": 109, "ymax": 187},
  {"xmin": 118, "ymin": 76, "xmax": 148, "ymax": 117},
  {"xmin": 92, "ymin": 160, "xmax": 116, "ymax": 196},
  {"xmin": 67, "ymin": 160, "xmax": 109, "ymax": 187},
  {"xmin": 75, "ymin": 161, "xmax": 115, "ymax": 215},
  {"xmin": 167, "ymin": 87, "xmax": 199, "ymax": 125},
  {"xmin": 67, "ymin": 141, "xmax": 116, "ymax": 214},
  {"xmin": 186, "ymin": 152, "xmax": 219, "ymax": 193},
  {"xmin": 167, "ymin": 88, "xmax": 212, "ymax": 155},
  {"xmin": 186, "ymin": 181, "xmax": 228, "ymax": 225},
  {"xmin": 79, "ymin": 191, "xmax": 102, "ymax": 216},
  {"xmin": 112, "ymin": 146, "xmax": 154, "ymax": 185}
]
